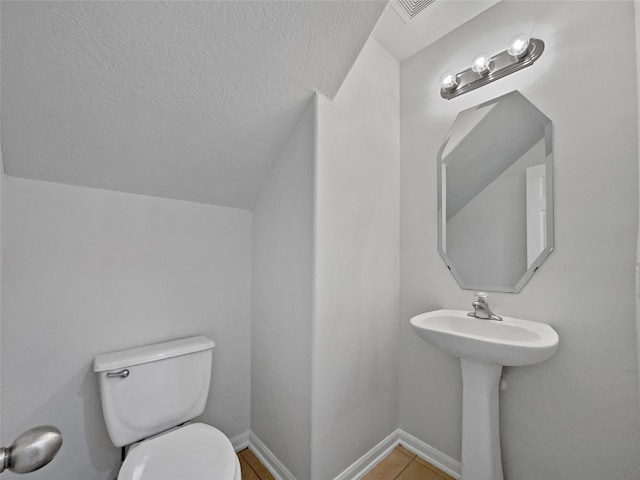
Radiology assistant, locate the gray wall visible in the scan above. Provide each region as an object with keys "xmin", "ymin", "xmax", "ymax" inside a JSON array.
[
  {"xmin": 0, "ymin": 138, "xmax": 3, "ymax": 445},
  {"xmin": 251, "ymin": 101, "xmax": 314, "ymax": 480},
  {"xmin": 312, "ymin": 38, "xmax": 399, "ymax": 480},
  {"xmin": 0, "ymin": 125, "xmax": 3, "ymax": 448},
  {"xmin": 400, "ymin": 1, "xmax": 640, "ymax": 479},
  {"xmin": 1, "ymin": 177, "xmax": 252, "ymax": 480},
  {"xmin": 635, "ymin": 0, "xmax": 640, "ymax": 420}
]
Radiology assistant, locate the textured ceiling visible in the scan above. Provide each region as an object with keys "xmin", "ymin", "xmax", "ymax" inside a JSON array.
[{"xmin": 1, "ymin": 1, "xmax": 386, "ymax": 209}]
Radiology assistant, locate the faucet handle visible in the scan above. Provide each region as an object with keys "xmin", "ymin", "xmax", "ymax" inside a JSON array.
[{"xmin": 474, "ymin": 292, "xmax": 489, "ymax": 302}]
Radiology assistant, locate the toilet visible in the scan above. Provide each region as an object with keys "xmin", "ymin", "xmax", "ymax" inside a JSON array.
[{"xmin": 94, "ymin": 336, "xmax": 241, "ymax": 480}]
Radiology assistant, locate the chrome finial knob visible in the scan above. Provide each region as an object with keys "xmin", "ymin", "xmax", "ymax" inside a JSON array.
[{"xmin": 0, "ymin": 425, "xmax": 63, "ymax": 473}]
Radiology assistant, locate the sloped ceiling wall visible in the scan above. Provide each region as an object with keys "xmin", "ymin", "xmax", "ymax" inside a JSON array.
[
  {"xmin": 1, "ymin": 1, "xmax": 386, "ymax": 209},
  {"xmin": 372, "ymin": 0, "xmax": 499, "ymax": 61}
]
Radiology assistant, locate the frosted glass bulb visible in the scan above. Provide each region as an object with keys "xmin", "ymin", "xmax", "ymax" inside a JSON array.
[
  {"xmin": 471, "ymin": 52, "xmax": 491, "ymax": 74},
  {"xmin": 507, "ymin": 33, "xmax": 530, "ymax": 58},
  {"xmin": 440, "ymin": 71, "xmax": 458, "ymax": 91}
]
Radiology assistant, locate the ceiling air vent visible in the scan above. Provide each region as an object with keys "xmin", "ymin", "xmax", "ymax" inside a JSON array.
[{"xmin": 392, "ymin": 0, "xmax": 436, "ymax": 21}]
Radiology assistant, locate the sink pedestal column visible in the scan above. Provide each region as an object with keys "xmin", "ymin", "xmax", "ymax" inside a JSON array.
[{"xmin": 460, "ymin": 359, "xmax": 503, "ymax": 480}]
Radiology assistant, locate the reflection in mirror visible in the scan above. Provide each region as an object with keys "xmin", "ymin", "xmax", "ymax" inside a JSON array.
[{"xmin": 438, "ymin": 91, "xmax": 553, "ymax": 293}]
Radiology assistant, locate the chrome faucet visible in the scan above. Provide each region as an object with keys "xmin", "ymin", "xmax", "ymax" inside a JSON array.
[{"xmin": 467, "ymin": 292, "xmax": 503, "ymax": 321}]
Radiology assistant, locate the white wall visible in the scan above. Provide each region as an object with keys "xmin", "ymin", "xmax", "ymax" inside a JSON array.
[
  {"xmin": 251, "ymin": 37, "xmax": 400, "ymax": 480},
  {"xmin": 400, "ymin": 1, "xmax": 640, "ymax": 478},
  {"xmin": 1, "ymin": 177, "xmax": 251, "ymax": 480},
  {"xmin": 252, "ymin": 101, "xmax": 315, "ymax": 480},
  {"xmin": 312, "ymin": 38, "xmax": 399, "ymax": 480}
]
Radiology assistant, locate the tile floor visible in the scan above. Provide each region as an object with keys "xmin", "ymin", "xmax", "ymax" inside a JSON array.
[
  {"xmin": 362, "ymin": 446, "xmax": 455, "ymax": 480},
  {"xmin": 237, "ymin": 445, "xmax": 455, "ymax": 480}
]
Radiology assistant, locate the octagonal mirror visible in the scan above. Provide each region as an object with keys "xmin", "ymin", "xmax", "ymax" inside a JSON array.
[{"xmin": 438, "ymin": 90, "xmax": 553, "ymax": 293}]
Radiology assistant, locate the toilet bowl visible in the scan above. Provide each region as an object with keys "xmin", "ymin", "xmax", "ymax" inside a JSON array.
[
  {"xmin": 94, "ymin": 336, "xmax": 240, "ymax": 480},
  {"xmin": 118, "ymin": 423, "xmax": 241, "ymax": 480}
]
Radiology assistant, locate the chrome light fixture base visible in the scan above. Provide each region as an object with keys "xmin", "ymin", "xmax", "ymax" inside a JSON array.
[{"xmin": 441, "ymin": 38, "xmax": 544, "ymax": 100}]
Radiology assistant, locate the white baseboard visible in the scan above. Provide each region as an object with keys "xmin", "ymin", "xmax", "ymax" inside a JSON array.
[
  {"xmin": 249, "ymin": 432, "xmax": 297, "ymax": 480},
  {"xmin": 244, "ymin": 429, "xmax": 460, "ymax": 480},
  {"xmin": 230, "ymin": 430, "xmax": 250, "ymax": 452},
  {"xmin": 333, "ymin": 429, "xmax": 400, "ymax": 480},
  {"xmin": 397, "ymin": 430, "xmax": 461, "ymax": 479}
]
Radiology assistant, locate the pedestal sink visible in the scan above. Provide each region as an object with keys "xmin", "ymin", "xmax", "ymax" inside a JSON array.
[{"xmin": 410, "ymin": 309, "xmax": 559, "ymax": 480}]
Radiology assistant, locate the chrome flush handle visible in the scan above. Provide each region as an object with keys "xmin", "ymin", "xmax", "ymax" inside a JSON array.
[{"xmin": 106, "ymin": 369, "xmax": 130, "ymax": 378}]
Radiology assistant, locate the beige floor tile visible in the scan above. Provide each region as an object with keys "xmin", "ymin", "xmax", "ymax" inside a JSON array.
[
  {"xmin": 362, "ymin": 449, "xmax": 413, "ymax": 480},
  {"xmin": 395, "ymin": 461, "xmax": 445, "ymax": 480},
  {"xmin": 240, "ymin": 449, "xmax": 276, "ymax": 480},
  {"xmin": 396, "ymin": 445, "xmax": 417, "ymax": 460},
  {"xmin": 239, "ymin": 455, "xmax": 260, "ymax": 480},
  {"xmin": 414, "ymin": 456, "xmax": 455, "ymax": 480}
]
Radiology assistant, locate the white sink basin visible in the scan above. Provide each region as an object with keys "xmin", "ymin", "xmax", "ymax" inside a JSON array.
[
  {"xmin": 410, "ymin": 308, "xmax": 560, "ymax": 480},
  {"xmin": 410, "ymin": 309, "xmax": 558, "ymax": 366}
]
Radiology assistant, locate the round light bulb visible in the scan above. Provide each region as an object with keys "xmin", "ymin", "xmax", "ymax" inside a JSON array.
[
  {"xmin": 471, "ymin": 52, "xmax": 491, "ymax": 74},
  {"xmin": 507, "ymin": 33, "xmax": 530, "ymax": 58},
  {"xmin": 440, "ymin": 71, "xmax": 458, "ymax": 92}
]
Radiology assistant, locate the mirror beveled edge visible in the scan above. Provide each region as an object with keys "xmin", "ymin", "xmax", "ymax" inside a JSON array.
[{"xmin": 436, "ymin": 90, "xmax": 554, "ymax": 293}]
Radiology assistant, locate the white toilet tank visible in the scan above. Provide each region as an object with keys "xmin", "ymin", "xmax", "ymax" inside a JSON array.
[{"xmin": 94, "ymin": 336, "xmax": 216, "ymax": 447}]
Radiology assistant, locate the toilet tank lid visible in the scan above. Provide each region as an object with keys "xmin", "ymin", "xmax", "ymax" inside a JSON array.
[{"xmin": 94, "ymin": 336, "xmax": 215, "ymax": 372}]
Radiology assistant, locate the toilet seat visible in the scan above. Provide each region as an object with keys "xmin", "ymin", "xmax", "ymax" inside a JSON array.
[{"xmin": 118, "ymin": 423, "xmax": 240, "ymax": 480}]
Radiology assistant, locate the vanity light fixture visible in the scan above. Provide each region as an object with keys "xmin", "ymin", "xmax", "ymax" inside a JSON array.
[
  {"xmin": 507, "ymin": 33, "xmax": 531, "ymax": 58},
  {"xmin": 439, "ymin": 71, "xmax": 458, "ymax": 92},
  {"xmin": 440, "ymin": 35, "xmax": 544, "ymax": 100},
  {"xmin": 471, "ymin": 52, "xmax": 492, "ymax": 75}
]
